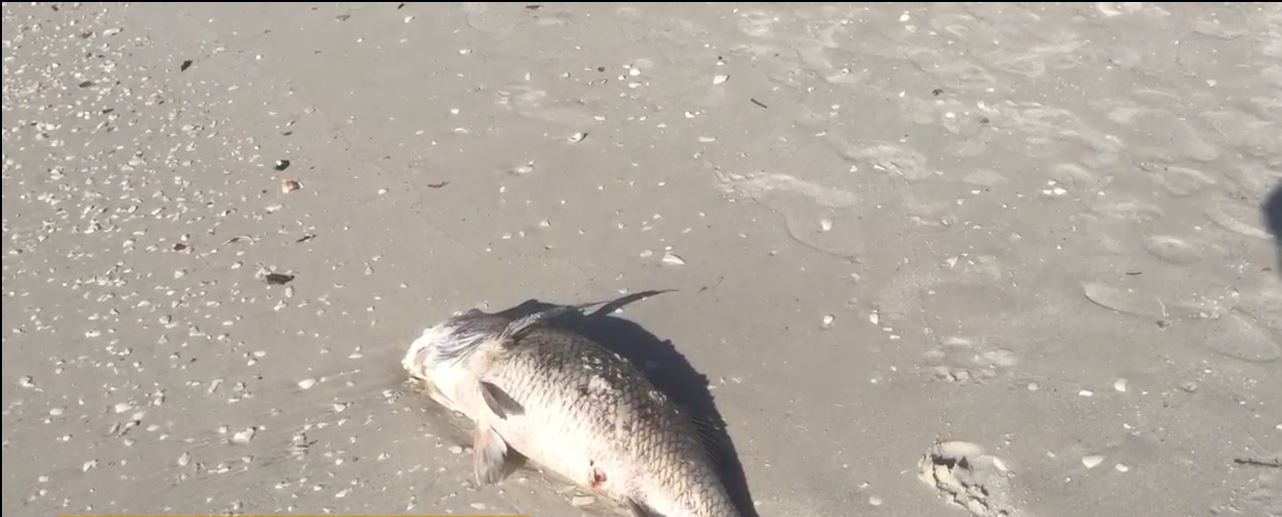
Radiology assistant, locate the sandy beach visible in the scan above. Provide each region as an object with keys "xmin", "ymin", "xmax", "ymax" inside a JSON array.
[{"xmin": 4, "ymin": 3, "xmax": 1281, "ymax": 516}]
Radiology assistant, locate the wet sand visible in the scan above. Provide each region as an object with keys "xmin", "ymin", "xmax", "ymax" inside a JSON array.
[{"xmin": 3, "ymin": 3, "xmax": 1281, "ymax": 517}]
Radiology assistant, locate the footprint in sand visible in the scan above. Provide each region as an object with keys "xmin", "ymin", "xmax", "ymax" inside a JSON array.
[
  {"xmin": 1142, "ymin": 163, "xmax": 1217, "ymax": 197},
  {"xmin": 841, "ymin": 142, "xmax": 935, "ymax": 181},
  {"xmin": 1143, "ymin": 235, "xmax": 1203, "ymax": 264},
  {"xmin": 711, "ymin": 170, "xmax": 865, "ymax": 259},
  {"xmin": 495, "ymin": 85, "xmax": 597, "ymax": 127},
  {"xmin": 923, "ymin": 337, "xmax": 1019, "ymax": 384},
  {"xmin": 1091, "ymin": 199, "xmax": 1164, "ymax": 223},
  {"xmin": 1238, "ymin": 465, "xmax": 1282, "ymax": 517},
  {"xmin": 1202, "ymin": 310, "xmax": 1281, "ymax": 364},
  {"xmin": 919, "ymin": 441, "xmax": 1021, "ymax": 517},
  {"xmin": 1171, "ymin": 119, "xmax": 1220, "ymax": 162},
  {"xmin": 737, "ymin": 9, "xmax": 777, "ymax": 38},
  {"xmin": 459, "ymin": 2, "xmax": 522, "ymax": 34},
  {"xmin": 1082, "ymin": 281, "xmax": 1167, "ymax": 319},
  {"xmin": 713, "ymin": 171, "xmax": 859, "ymax": 209},
  {"xmin": 1206, "ymin": 196, "xmax": 1272, "ymax": 240}
]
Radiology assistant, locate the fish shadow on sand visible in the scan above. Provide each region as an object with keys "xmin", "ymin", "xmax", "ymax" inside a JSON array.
[
  {"xmin": 1265, "ymin": 180, "xmax": 1282, "ymax": 276},
  {"xmin": 497, "ymin": 294, "xmax": 760, "ymax": 517}
]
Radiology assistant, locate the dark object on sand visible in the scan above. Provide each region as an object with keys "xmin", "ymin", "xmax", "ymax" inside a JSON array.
[
  {"xmin": 1265, "ymin": 182, "xmax": 1282, "ymax": 241},
  {"xmin": 265, "ymin": 273, "xmax": 295, "ymax": 285},
  {"xmin": 274, "ymin": 159, "xmax": 291, "ymax": 171},
  {"xmin": 1264, "ymin": 181, "xmax": 1282, "ymax": 273},
  {"xmin": 180, "ymin": 59, "xmax": 193, "ymax": 72}
]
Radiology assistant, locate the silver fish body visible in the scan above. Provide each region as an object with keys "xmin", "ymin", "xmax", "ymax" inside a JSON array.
[{"xmin": 402, "ymin": 299, "xmax": 741, "ymax": 517}]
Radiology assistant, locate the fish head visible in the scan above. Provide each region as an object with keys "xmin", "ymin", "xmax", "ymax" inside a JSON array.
[{"xmin": 402, "ymin": 310, "xmax": 507, "ymax": 395}]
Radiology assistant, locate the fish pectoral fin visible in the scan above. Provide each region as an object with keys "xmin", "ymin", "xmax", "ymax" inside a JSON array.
[
  {"xmin": 480, "ymin": 381, "xmax": 525, "ymax": 419},
  {"xmin": 473, "ymin": 427, "xmax": 513, "ymax": 485},
  {"xmin": 627, "ymin": 498, "xmax": 660, "ymax": 517}
]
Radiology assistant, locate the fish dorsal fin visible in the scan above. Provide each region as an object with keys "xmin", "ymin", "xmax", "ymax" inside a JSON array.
[
  {"xmin": 496, "ymin": 289, "xmax": 676, "ymax": 345},
  {"xmin": 586, "ymin": 289, "xmax": 675, "ymax": 319},
  {"xmin": 498, "ymin": 305, "xmax": 581, "ymax": 343}
]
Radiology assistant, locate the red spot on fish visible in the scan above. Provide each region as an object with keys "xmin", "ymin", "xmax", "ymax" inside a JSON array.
[{"xmin": 590, "ymin": 463, "xmax": 607, "ymax": 488}]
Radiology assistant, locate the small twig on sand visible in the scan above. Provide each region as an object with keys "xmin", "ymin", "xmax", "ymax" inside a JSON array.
[
  {"xmin": 750, "ymin": 98, "xmax": 768, "ymax": 109},
  {"xmin": 1233, "ymin": 458, "xmax": 1282, "ymax": 468}
]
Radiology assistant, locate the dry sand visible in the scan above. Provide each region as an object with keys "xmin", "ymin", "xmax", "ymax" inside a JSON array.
[{"xmin": 4, "ymin": 3, "xmax": 1282, "ymax": 517}]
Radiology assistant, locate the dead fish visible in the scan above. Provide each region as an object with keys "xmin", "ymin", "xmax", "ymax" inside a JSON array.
[{"xmin": 402, "ymin": 291, "xmax": 741, "ymax": 517}]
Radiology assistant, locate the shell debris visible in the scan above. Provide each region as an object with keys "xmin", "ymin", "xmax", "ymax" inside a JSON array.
[{"xmin": 281, "ymin": 178, "xmax": 302, "ymax": 193}]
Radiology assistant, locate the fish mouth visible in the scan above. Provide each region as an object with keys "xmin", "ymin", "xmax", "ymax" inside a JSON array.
[{"xmin": 402, "ymin": 327, "xmax": 440, "ymax": 381}]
